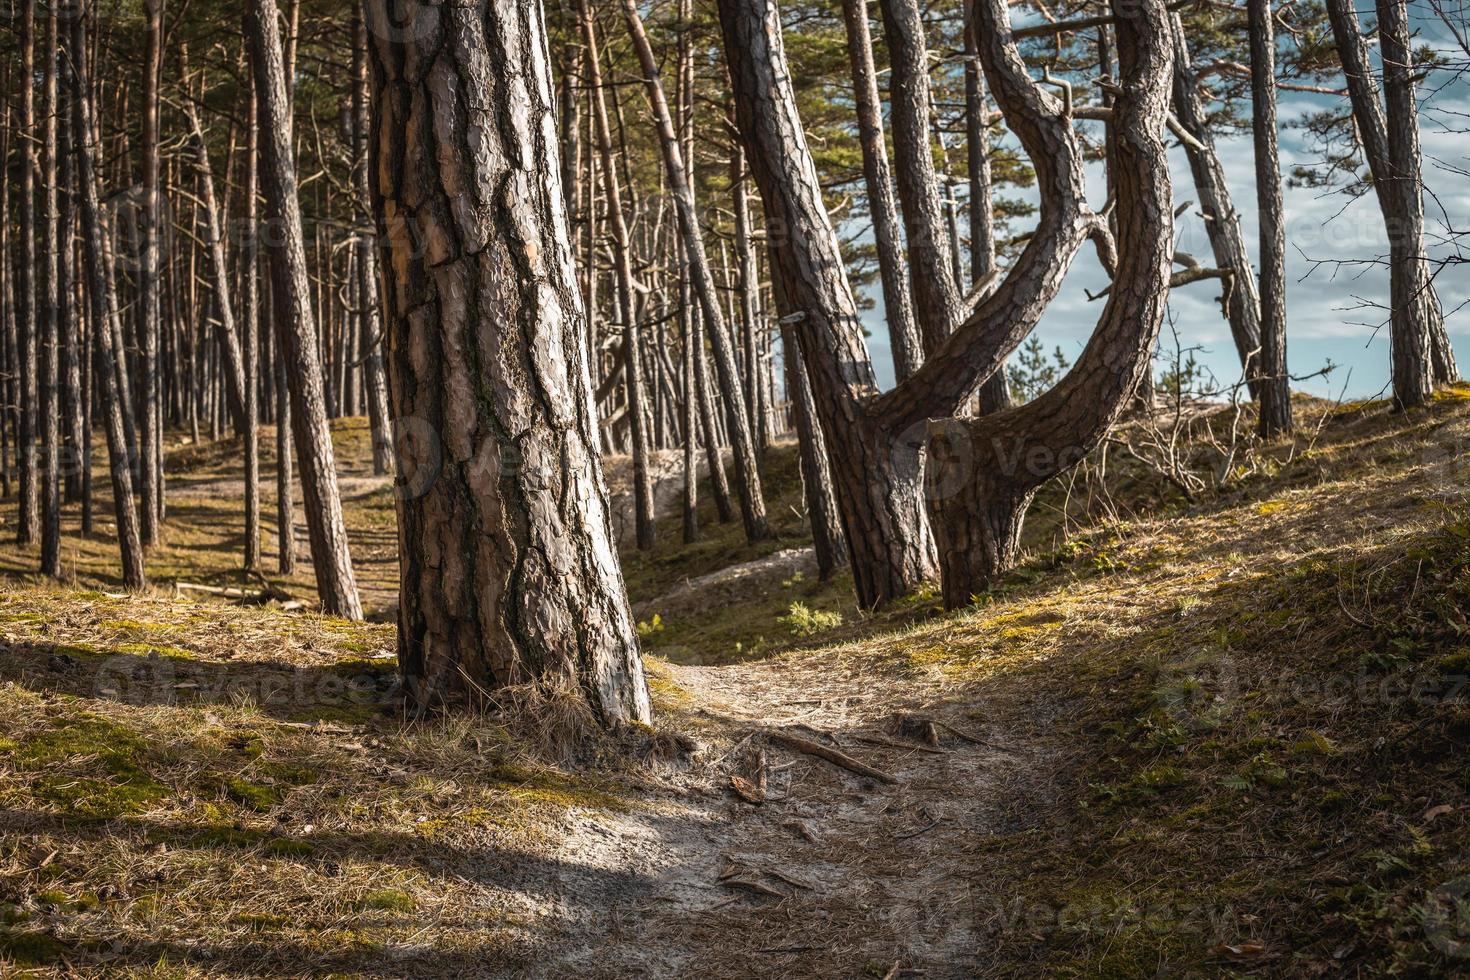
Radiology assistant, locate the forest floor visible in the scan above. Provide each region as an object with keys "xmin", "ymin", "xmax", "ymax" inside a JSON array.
[{"xmin": 2, "ymin": 391, "xmax": 1470, "ymax": 977}]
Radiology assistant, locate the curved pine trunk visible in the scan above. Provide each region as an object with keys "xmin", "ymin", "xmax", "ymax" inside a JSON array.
[{"xmin": 926, "ymin": 0, "xmax": 1175, "ymax": 609}]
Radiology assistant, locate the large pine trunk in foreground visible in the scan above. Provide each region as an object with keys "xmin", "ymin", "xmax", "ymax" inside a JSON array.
[
  {"xmin": 365, "ymin": 0, "xmax": 650, "ymax": 724},
  {"xmin": 246, "ymin": 0, "xmax": 362, "ymax": 621}
]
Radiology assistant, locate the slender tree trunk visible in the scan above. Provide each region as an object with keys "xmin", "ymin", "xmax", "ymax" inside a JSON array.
[
  {"xmin": 681, "ymin": 296, "xmax": 699, "ymax": 544},
  {"xmin": 59, "ymin": 80, "xmax": 84, "ymax": 507},
  {"xmin": 1, "ymin": 87, "xmax": 13, "ymax": 503},
  {"xmin": 180, "ymin": 56, "xmax": 249, "ymax": 435},
  {"xmin": 352, "ymin": 9, "xmax": 392, "ymax": 476},
  {"xmin": 838, "ymin": 0, "xmax": 922, "ymax": 383},
  {"xmin": 276, "ymin": 314, "xmax": 295, "ymax": 574},
  {"xmin": 39, "ymin": 2, "xmax": 61, "ymax": 576},
  {"xmin": 365, "ymin": 0, "xmax": 650, "ymax": 724},
  {"xmin": 68, "ymin": 2, "xmax": 145, "ymax": 591},
  {"xmin": 693, "ymin": 306, "xmax": 736, "ymax": 523},
  {"xmin": 879, "ymin": 0, "xmax": 1009, "ymax": 410},
  {"xmin": 780, "ymin": 323, "xmax": 847, "ymax": 580},
  {"xmin": 964, "ymin": 5, "xmax": 996, "ymax": 287},
  {"xmin": 16, "ymin": 0, "xmax": 38, "ymax": 545},
  {"xmin": 137, "ymin": 0, "xmax": 164, "ymax": 545},
  {"xmin": 1250, "ymin": 0, "xmax": 1291, "ymax": 437},
  {"xmin": 731, "ymin": 141, "xmax": 766, "ymax": 452},
  {"xmin": 1170, "ymin": 19, "xmax": 1265, "ymax": 398},
  {"xmin": 1376, "ymin": 0, "xmax": 1455, "ymax": 404},
  {"xmin": 578, "ymin": 0, "xmax": 657, "ymax": 552},
  {"xmin": 243, "ymin": 53, "xmax": 262, "ymax": 572},
  {"xmin": 246, "ymin": 0, "xmax": 362, "ymax": 620},
  {"xmin": 620, "ymin": 0, "xmax": 770, "ymax": 543}
]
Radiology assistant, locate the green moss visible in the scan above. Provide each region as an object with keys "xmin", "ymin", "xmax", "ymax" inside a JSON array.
[
  {"xmin": 353, "ymin": 889, "xmax": 416, "ymax": 913},
  {"xmin": 265, "ymin": 838, "xmax": 316, "ymax": 858},
  {"xmin": 0, "ymin": 928, "xmax": 69, "ymax": 965},
  {"xmin": 7, "ymin": 716, "xmax": 170, "ymax": 818},
  {"xmin": 113, "ymin": 642, "xmax": 196, "ymax": 660},
  {"xmin": 222, "ymin": 777, "xmax": 282, "ymax": 812},
  {"xmin": 231, "ymin": 912, "xmax": 288, "ymax": 932}
]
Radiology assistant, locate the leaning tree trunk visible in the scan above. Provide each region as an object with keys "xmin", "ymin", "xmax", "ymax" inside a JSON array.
[
  {"xmin": 838, "ymin": 0, "xmax": 923, "ymax": 382},
  {"xmin": 780, "ymin": 321, "xmax": 848, "ymax": 580},
  {"xmin": 878, "ymin": 0, "xmax": 1010, "ymax": 412},
  {"xmin": 926, "ymin": 0, "xmax": 1175, "ymax": 609},
  {"xmin": 68, "ymin": 2, "xmax": 145, "ymax": 591},
  {"xmin": 1250, "ymin": 0, "xmax": 1292, "ymax": 437},
  {"xmin": 964, "ymin": 3, "xmax": 997, "ymax": 287},
  {"xmin": 246, "ymin": 0, "xmax": 362, "ymax": 621},
  {"xmin": 1170, "ymin": 18, "xmax": 1265, "ymax": 398},
  {"xmin": 364, "ymin": 0, "xmax": 650, "ymax": 725},
  {"xmin": 620, "ymin": 0, "xmax": 770, "ymax": 544},
  {"xmin": 181, "ymin": 61, "xmax": 249, "ymax": 434}
]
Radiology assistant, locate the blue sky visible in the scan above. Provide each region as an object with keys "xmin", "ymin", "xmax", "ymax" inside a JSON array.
[{"xmin": 854, "ymin": 7, "xmax": 1470, "ymax": 399}]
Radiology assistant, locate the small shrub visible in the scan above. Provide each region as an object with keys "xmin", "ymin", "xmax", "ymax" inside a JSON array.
[{"xmin": 779, "ymin": 602, "xmax": 843, "ymax": 637}]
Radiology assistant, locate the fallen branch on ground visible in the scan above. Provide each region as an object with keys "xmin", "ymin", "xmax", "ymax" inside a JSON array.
[{"xmin": 765, "ymin": 730, "xmax": 898, "ymax": 785}]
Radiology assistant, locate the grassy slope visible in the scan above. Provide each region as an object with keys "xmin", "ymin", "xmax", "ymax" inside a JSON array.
[{"xmin": 0, "ymin": 392, "xmax": 1469, "ymax": 974}]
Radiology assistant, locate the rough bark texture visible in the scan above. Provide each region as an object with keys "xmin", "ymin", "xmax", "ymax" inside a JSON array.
[
  {"xmin": 878, "ymin": 0, "xmax": 959, "ymax": 357},
  {"xmin": 1250, "ymin": 0, "xmax": 1292, "ymax": 437},
  {"xmin": 963, "ymin": 4, "xmax": 996, "ymax": 286},
  {"xmin": 926, "ymin": 0, "xmax": 1175, "ymax": 609},
  {"xmin": 247, "ymin": 0, "xmax": 363, "ymax": 621},
  {"xmin": 719, "ymin": 0, "xmax": 934, "ymax": 606},
  {"xmin": 837, "ymin": 0, "xmax": 922, "ymax": 382},
  {"xmin": 1170, "ymin": 18, "xmax": 1265, "ymax": 397},
  {"xmin": 69, "ymin": 3, "xmax": 145, "ymax": 591},
  {"xmin": 620, "ymin": 0, "xmax": 770, "ymax": 543},
  {"xmin": 365, "ymin": 0, "xmax": 650, "ymax": 724},
  {"xmin": 879, "ymin": 0, "xmax": 1010, "ymax": 413}
]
